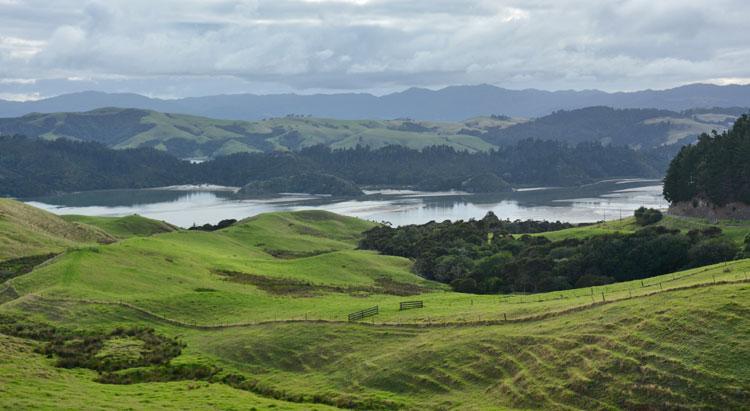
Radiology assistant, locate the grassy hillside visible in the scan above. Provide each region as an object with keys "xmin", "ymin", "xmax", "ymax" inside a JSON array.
[
  {"xmin": 535, "ymin": 215, "xmax": 750, "ymax": 244},
  {"xmin": 0, "ymin": 334, "xmax": 331, "ymax": 410},
  {"xmin": 0, "ymin": 198, "xmax": 115, "ymax": 259},
  {"xmin": 0, "ymin": 108, "xmax": 501, "ymax": 158},
  {"xmin": 0, "ymin": 199, "xmax": 182, "ymax": 259},
  {"xmin": 2, "ymin": 204, "xmax": 749, "ymax": 409},
  {"xmin": 1, "ymin": 106, "xmax": 740, "ymax": 159},
  {"xmin": 482, "ymin": 106, "xmax": 740, "ymax": 148},
  {"xmin": 61, "ymin": 214, "xmax": 178, "ymax": 239}
]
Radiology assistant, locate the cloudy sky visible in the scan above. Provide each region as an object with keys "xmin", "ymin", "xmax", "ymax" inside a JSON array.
[{"xmin": 1, "ymin": 0, "xmax": 748, "ymax": 100}]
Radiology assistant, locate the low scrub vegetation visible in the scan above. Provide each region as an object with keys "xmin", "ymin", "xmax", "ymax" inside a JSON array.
[
  {"xmin": 0, "ymin": 315, "xmax": 183, "ymax": 372},
  {"xmin": 0, "ymin": 254, "xmax": 57, "ymax": 283},
  {"xmin": 216, "ymin": 270, "xmax": 425, "ymax": 297}
]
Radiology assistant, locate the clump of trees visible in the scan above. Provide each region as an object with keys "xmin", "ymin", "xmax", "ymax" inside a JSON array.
[
  {"xmin": 188, "ymin": 219, "xmax": 237, "ymax": 232},
  {"xmin": 663, "ymin": 114, "xmax": 750, "ymax": 206},
  {"xmin": 634, "ymin": 207, "xmax": 663, "ymax": 226},
  {"xmin": 236, "ymin": 173, "xmax": 363, "ymax": 197},
  {"xmin": 360, "ymin": 212, "xmax": 740, "ymax": 294}
]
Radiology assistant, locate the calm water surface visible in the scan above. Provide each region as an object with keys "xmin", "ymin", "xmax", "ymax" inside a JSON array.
[{"xmin": 24, "ymin": 179, "xmax": 668, "ymax": 228}]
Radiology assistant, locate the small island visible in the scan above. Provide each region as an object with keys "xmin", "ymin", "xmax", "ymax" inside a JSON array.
[{"xmin": 236, "ymin": 172, "xmax": 364, "ymax": 197}]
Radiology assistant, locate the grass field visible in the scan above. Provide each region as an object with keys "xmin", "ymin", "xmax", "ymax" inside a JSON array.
[
  {"xmin": 535, "ymin": 214, "xmax": 750, "ymax": 245},
  {"xmin": 2, "ymin": 199, "xmax": 749, "ymax": 410}
]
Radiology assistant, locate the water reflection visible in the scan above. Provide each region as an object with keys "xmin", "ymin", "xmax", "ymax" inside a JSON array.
[{"xmin": 25, "ymin": 179, "xmax": 667, "ymax": 228}]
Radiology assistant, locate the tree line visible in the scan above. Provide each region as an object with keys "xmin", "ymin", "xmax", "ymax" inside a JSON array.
[
  {"xmin": 664, "ymin": 114, "xmax": 750, "ymax": 206},
  {"xmin": 359, "ymin": 211, "xmax": 742, "ymax": 294},
  {"xmin": 1, "ymin": 134, "xmax": 669, "ymax": 197}
]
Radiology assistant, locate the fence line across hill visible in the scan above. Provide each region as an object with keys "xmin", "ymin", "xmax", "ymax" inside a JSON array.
[
  {"xmin": 496, "ymin": 260, "xmax": 746, "ymax": 305},
  {"xmin": 348, "ymin": 305, "xmax": 379, "ymax": 321},
  {"xmin": 31, "ymin": 274, "xmax": 750, "ymax": 331},
  {"xmin": 399, "ymin": 300, "xmax": 423, "ymax": 310}
]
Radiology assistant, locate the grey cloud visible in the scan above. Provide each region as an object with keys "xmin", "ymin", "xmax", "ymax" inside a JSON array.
[{"xmin": 0, "ymin": 0, "xmax": 748, "ymax": 99}]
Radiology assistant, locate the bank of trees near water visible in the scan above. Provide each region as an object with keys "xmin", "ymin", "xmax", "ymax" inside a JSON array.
[
  {"xmin": 1, "ymin": 134, "xmax": 667, "ymax": 197},
  {"xmin": 359, "ymin": 211, "xmax": 742, "ymax": 294},
  {"xmin": 664, "ymin": 114, "xmax": 750, "ymax": 206}
]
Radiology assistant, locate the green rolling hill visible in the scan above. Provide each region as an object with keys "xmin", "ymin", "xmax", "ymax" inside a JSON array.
[
  {"xmin": 0, "ymin": 198, "xmax": 114, "ymax": 259},
  {"xmin": 0, "ymin": 199, "xmax": 178, "ymax": 259},
  {"xmin": 0, "ymin": 108, "xmax": 504, "ymax": 158},
  {"xmin": 1, "ymin": 199, "xmax": 749, "ymax": 409},
  {"xmin": 60, "ymin": 214, "xmax": 179, "ymax": 239},
  {"xmin": 0, "ymin": 106, "xmax": 741, "ymax": 159}
]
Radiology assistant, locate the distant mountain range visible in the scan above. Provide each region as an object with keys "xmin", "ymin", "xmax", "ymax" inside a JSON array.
[
  {"xmin": 1, "ymin": 83, "xmax": 750, "ymax": 121},
  {"xmin": 0, "ymin": 106, "xmax": 743, "ymax": 158}
]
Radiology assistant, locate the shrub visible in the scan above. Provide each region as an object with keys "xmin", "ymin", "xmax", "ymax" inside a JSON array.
[
  {"xmin": 634, "ymin": 207, "xmax": 663, "ymax": 226},
  {"xmin": 688, "ymin": 238, "xmax": 739, "ymax": 268},
  {"xmin": 98, "ymin": 363, "xmax": 220, "ymax": 384},
  {"xmin": 575, "ymin": 274, "xmax": 615, "ymax": 288},
  {"xmin": 451, "ymin": 277, "xmax": 479, "ymax": 293}
]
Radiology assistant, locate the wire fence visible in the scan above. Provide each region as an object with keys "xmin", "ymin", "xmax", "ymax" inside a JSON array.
[{"xmin": 32, "ymin": 269, "xmax": 749, "ymax": 330}]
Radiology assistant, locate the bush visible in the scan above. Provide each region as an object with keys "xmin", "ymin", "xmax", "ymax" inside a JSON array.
[
  {"xmin": 634, "ymin": 207, "xmax": 663, "ymax": 226},
  {"xmin": 688, "ymin": 238, "xmax": 739, "ymax": 268},
  {"xmin": 575, "ymin": 274, "xmax": 615, "ymax": 288},
  {"xmin": 451, "ymin": 277, "xmax": 479, "ymax": 293},
  {"xmin": 98, "ymin": 363, "xmax": 220, "ymax": 384}
]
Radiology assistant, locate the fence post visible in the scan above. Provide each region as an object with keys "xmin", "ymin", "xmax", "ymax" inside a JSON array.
[
  {"xmin": 629, "ymin": 289, "xmax": 632, "ymax": 298},
  {"xmin": 641, "ymin": 280, "xmax": 644, "ymax": 288},
  {"xmin": 659, "ymin": 282, "xmax": 663, "ymax": 290},
  {"xmin": 601, "ymin": 292, "xmax": 605, "ymax": 302},
  {"xmin": 504, "ymin": 313, "xmax": 507, "ymax": 321}
]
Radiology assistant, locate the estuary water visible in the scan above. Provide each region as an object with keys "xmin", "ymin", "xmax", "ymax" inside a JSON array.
[{"xmin": 24, "ymin": 179, "xmax": 668, "ymax": 228}]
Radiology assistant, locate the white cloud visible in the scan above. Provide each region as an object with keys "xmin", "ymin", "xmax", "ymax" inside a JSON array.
[
  {"xmin": 0, "ymin": 0, "xmax": 748, "ymax": 97},
  {"xmin": 706, "ymin": 77, "xmax": 750, "ymax": 86},
  {"xmin": 0, "ymin": 91, "xmax": 41, "ymax": 101},
  {"xmin": 0, "ymin": 78, "xmax": 36, "ymax": 84}
]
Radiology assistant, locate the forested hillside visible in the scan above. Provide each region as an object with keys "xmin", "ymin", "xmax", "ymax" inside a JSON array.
[
  {"xmin": 664, "ymin": 114, "xmax": 750, "ymax": 208},
  {"xmin": 0, "ymin": 136, "xmax": 666, "ymax": 197},
  {"xmin": 482, "ymin": 106, "xmax": 741, "ymax": 148},
  {"xmin": 0, "ymin": 136, "xmax": 191, "ymax": 197}
]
